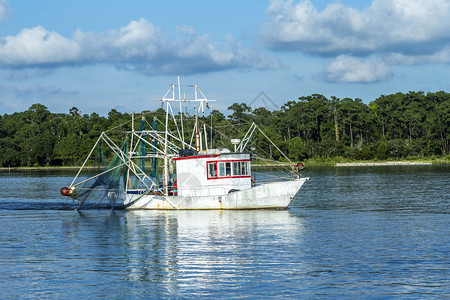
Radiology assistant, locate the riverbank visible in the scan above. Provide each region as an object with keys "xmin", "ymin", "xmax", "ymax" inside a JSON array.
[
  {"xmin": 335, "ymin": 161, "xmax": 433, "ymax": 167},
  {"xmin": 1, "ymin": 159, "xmax": 448, "ymax": 171},
  {"xmin": 304, "ymin": 156, "xmax": 449, "ymax": 167},
  {"xmin": 0, "ymin": 166, "xmax": 93, "ymax": 172},
  {"xmin": 254, "ymin": 158, "xmax": 447, "ymax": 167}
]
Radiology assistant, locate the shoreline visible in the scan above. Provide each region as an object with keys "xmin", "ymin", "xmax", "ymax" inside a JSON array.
[
  {"xmin": 1, "ymin": 160, "xmax": 446, "ymax": 171},
  {"xmin": 0, "ymin": 166, "xmax": 95, "ymax": 171},
  {"xmin": 335, "ymin": 161, "xmax": 433, "ymax": 167}
]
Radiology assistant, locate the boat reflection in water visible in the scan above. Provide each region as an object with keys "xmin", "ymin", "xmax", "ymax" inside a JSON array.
[{"xmin": 123, "ymin": 209, "xmax": 305, "ymax": 293}]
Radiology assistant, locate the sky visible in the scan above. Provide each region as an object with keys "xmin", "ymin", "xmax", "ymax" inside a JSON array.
[{"xmin": 0, "ymin": 0, "xmax": 449, "ymax": 116}]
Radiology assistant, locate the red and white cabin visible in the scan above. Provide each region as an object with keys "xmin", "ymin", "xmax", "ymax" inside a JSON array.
[{"xmin": 174, "ymin": 149, "xmax": 251, "ymax": 197}]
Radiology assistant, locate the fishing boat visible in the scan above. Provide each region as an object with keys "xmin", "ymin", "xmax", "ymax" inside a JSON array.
[{"xmin": 61, "ymin": 80, "xmax": 309, "ymax": 210}]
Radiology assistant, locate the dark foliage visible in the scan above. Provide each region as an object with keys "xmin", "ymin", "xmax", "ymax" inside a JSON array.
[{"xmin": 0, "ymin": 91, "xmax": 449, "ymax": 167}]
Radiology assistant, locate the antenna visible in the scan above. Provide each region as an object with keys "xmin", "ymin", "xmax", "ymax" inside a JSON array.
[{"xmin": 231, "ymin": 139, "xmax": 241, "ymax": 153}]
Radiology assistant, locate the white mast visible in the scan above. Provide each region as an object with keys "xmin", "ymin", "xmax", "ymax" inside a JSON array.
[
  {"xmin": 163, "ymin": 85, "xmax": 172, "ymax": 196},
  {"xmin": 178, "ymin": 76, "xmax": 185, "ymax": 149},
  {"xmin": 202, "ymin": 109, "xmax": 208, "ymax": 151},
  {"xmin": 155, "ymin": 80, "xmax": 215, "ymax": 159},
  {"xmin": 195, "ymin": 107, "xmax": 200, "ymax": 152}
]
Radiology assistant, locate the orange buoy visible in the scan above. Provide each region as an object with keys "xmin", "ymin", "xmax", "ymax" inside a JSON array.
[{"xmin": 61, "ymin": 187, "xmax": 70, "ymax": 196}]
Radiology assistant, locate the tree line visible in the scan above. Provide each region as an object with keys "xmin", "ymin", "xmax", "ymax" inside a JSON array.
[{"xmin": 0, "ymin": 91, "xmax": 449, "ymax": 167}]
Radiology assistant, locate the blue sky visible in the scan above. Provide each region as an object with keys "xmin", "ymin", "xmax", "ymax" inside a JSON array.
[{"xmin": 0, "ymin": 0, "xmax": 449, "ymax": 116}]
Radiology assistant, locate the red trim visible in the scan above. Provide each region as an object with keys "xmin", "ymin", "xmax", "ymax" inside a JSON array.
[
  {"xmin": 206, "ymin": 160, "xmax": 251, "ymax": 180},
  {"xmin": 217, "ymin": 175, "xmax": 251, "ymax": 179},
  {"xmin": 210, "ymin": 159, "xmax": 250, "ymax": 163},
  {"xmin": 173, "ymin": 154, "xmax": 220, "ymax": 161}
]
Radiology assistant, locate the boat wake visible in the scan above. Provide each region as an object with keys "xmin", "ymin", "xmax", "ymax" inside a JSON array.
[{"xmin": 0, "ymin": 201, "xmax": 124, "ymax": 211}]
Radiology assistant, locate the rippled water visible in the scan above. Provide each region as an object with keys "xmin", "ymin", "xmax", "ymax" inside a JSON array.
[{"xmin": 0, "ymin": 166, "xmax": 448, "ymax": 298}]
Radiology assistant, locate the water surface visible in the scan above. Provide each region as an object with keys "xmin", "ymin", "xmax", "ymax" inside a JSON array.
[{"xmin": 0, "ymin": 166, "xmax": 448, "ymax": 298}]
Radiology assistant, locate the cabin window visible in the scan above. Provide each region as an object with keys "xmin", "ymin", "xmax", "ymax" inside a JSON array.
[
  {"xmin": 243, "ymin": 161, "xmax": 250, "ymax": 175},
  {"xmin": 218, "ymin": 162, "xmax": 232, "ymax": 176},
  {"xmin": 210, "ymin": 160, "xmax": 250, "ymax": 179},
  {"xmin": 218, "ymin": 162, "xmax": 226, "ymax": 177},
  {"xmin": 232, "ymin": 161, "xmax": 250, "ymax": 176},
  {"xmin": 233, "ymin": 162, "xmax": 240, "ymax": 176},
  {"xmin": 208, "ymin": 163, "xmax": 217, "ymax": 178},
  {"xmin": 225, "ymin": 162, "xmax": 232, "ymax": 176}
]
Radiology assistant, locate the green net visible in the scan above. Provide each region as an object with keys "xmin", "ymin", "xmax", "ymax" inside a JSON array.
[
  {"xmin": 73, "ymin": 139, "xmax": 129, "ymax": 209},
  {"xmin": 134, "ymin": 119, "xmax": 147, "ymax": 188},
  {"xmin": 94, "ymin": 140, "xmax": 106, "ymax": 169},
  {"xmin": 150, "ymin": 117, "xmax": 160, "ymax": 181},
  {"xmin": 108, "ymin": 139, "xmax": 128, "ymax": 189}
]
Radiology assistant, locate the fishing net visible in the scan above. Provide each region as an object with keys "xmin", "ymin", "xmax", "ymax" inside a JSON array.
[
  {"xmin": 149, "ymin": 117, "xmax": 160, "ymax": 181},
  {"xmin": 94, "ymin": 140, "xmax": 106, "ymax": 169},
  {"xmin": 64, "ymin": 114, "xmax": 169, "ymax": 209},
  {"xmin": 133, "ymin": 119, "xmax": 146, "ymax": 188},
  {"xmin": 72, "ymin": 140, "xmax": 129, "ymax": 209}
]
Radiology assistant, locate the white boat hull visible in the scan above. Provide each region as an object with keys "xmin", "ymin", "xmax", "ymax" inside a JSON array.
[{"xmin": 124, "ymin": 178, "xmax": 309, "ymax": 210}]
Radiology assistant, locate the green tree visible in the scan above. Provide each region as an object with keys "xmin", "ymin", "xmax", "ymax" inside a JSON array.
[
  {"xmin": 228, "ymin": 103, "xmax": 251, "ymax": 124},
  {"xmin": 376, "ymin": 142, "xmax": 388, "ymax": 160},
  {"xmin": 288, "ymin": 136, "xmax": 308, "ymax": 161}
]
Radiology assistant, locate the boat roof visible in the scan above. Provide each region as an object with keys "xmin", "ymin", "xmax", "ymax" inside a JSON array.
[{"xmin": 173, "ymin": 152, "xmax": 250, "ymax": 161}]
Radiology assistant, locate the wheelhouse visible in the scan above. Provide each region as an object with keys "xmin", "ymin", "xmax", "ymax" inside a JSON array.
[{"xmin": 173, "ymin": 151, "xmax": 251, "ymax": 197}]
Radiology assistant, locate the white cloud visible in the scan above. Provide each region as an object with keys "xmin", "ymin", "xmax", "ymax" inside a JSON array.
[
  {"xmin": 324, "ymin": 55, "xmax": 392, "ymax": 83},
  {"xmin": 387, "ymin": 47, "xmax": 450, "ymax": 65},
  {"xmin": 262, "ymin": 0, "xmax": 450, "ymax": 57},
  {"xmin": 0, "ymin": 18, "xmax": 280, "ymax": 75},
  {"xmin": 0, "ymin": 26, "xmax": 80, "ymax": 66}
]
